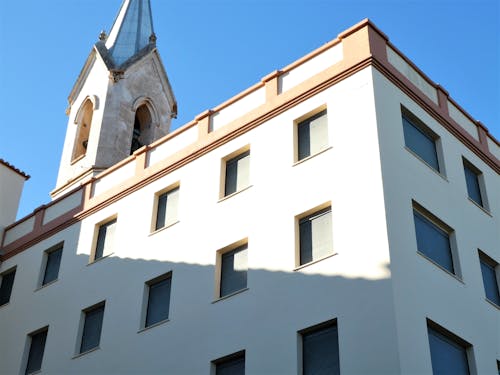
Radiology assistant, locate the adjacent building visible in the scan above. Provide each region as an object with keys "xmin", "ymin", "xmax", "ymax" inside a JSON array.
[{"xmin": 1, "ymin": 0, "xmax": 499, "ymax": 374}]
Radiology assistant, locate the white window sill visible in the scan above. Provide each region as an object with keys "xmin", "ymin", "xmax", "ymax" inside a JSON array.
[
  {"xmin": 72, "ymin": 346, "xmax": 100, "ymax": 359},
  {"xmin": 138, "ymin": 318, "xmax": 170, "ymax": 333},
  {"xmin": 87, "ymin": 253, "xmax": 114, "ymax": 266},
  {"xmin": 294, "ymin": 252, "xmax": 337, "ymax": 271},
  {"xmin": 26, "ymin": 370, "xmax": 42, "ymax": 375},
  {"xmin": 34, "ymin": 279, "xmax": 59, "ymax": 292},
  {"xmin": 293, "ymin": 146, "xmax": 332, "ymax": 167},
  {"xmin": 149, "ymin": 220, "xmax": 180, "ymax": 236},
  {"xmin": 404, "ymin": 146, "xmax": 448, "ymax": 181},
  {"xmin": 212, "ymin": 288, "xmax": 249, "ymax": 303},
  {"xmin": 467, "ymin": 197, "xmax": 492, "ymax": 216},
  {"xmin": 416, "ymin": 251, "xmax": 464, "ymax": 284},
  {"xmin": 218, "ymin": 185, "xmax": 253, "ymax": 203},
  {"xmin": 485, "ymin": 298, "xmax": 500, "ymax": 310}
]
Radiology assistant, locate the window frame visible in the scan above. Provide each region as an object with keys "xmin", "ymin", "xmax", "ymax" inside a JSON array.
[
  {"xmin": 215, "ymin": 239, "xmax": 249, "ymax": 300},
  {"xmin": 211, "ymin": 350, "xmax": 246, "ymax": 375},
  {"xmin": 478, "ymin": 250, "xmax": 500, "ymax": 307},
  {"xmin": 294, "ymin": 106, "xmax": 329, "ymax": 162},
  {"xmin": 412, "ymin": 202, "xmax": 460, "ymax": 277},
  {"xmin": 298, "ymin": 318, "xmax": 340, "ymax": 375},
  {"xmin": 76, "ymin": 301, "xmax": 105, "ymax": 356},
  {"xmin": 0, "ymin": 266, "xmax": 17, "ymax": 307},
  {"xmin": 151, "ymin": 183, "xmax": 180, "ymax": 233},
  {"xmin": 23, "ymin": 326, "xmax": 48, "ymax": 375},
  {"xmin": 39, "ymin": 243, "xmax": 63, "ymax": 288},
  {"xmin": 90, "ymin": 216, "xmax": 117, "ymax": 263},
  {"xmin": 141, "ymin": 272, "xmax": 173, "ymax": 329},
  {"xmin": 462, "ymin": 158, "xmax": 488, "ymax": 210},
  {"xmin": 220, "ymin": 146, "xmax": 251, "ymax": 199},
  {"xmin": 427, "ymin": 319, "xmax": 473, "ymax": 375},
  {"xmin": 401, "ymin": 106, "xmax": 444, "ymax": 175},
  {"xmin": 295, "ymin": 203, "xmax": 334, "ymax": 268}
]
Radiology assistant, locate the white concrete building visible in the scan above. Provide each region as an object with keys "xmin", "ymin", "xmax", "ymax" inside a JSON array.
[{"xmin": 0, "ymin": 0, "xmax": 499, "ymax": 374}]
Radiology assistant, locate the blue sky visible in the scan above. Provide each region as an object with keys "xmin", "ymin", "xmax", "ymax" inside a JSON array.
[{"xmin": 0, "ymin": 0, "xmax": 498, "ymax": 219}]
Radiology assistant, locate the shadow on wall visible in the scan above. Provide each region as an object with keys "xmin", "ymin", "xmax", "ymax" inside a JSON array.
[{"xmin": 0, "ymin": 247, "xmax": 400, "ymax": 375}]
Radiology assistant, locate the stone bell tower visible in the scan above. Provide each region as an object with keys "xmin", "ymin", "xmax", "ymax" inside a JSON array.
[{"xmin": 52, "ymin": 0, "xmax": 177, "ymax": 199}]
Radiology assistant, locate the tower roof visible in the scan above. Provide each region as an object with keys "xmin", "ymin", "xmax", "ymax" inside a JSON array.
[{"xmin": 105, "ymin": 0, "xmax": 155, "ymax": 67}]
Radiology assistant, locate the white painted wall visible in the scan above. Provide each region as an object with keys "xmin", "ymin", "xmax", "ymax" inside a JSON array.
[{"xmin": 373, "ymin": 68, "xmax": 500, "ymax": 375}]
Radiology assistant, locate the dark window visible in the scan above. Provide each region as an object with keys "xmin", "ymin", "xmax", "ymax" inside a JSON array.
[
  {"xmin": 428, "ymin": 324, "xmax": 470, "ymax": 375},
  {"xmin": 155, "ymin": 187, "xmax": 179, "ymax": 230},
  {"xmin": 299, "ymin": 207, "xmax": 333, "ymax": 265},
  {"xmin": 42, "ymin": 246, "xmax": 63, "ymax": 285},
  {"xmin": 479, "ymin": 252, "xmax": 500, "ymax": 305},
  {"xmin": 25, "ymin": 329, "xmax": 48, "ymax": 374},
  {"xmin": 224, "ymin": 151, "xmax": 250, "ymax": 196},
  {"xmin": 80, "ymin": 303, "xmax": 105, "ymax": 353},
  {"xmin": 297, "ymin": 110, "xmax": 328, "ymax": 160},
  {"xmin": 220, "ymin": 245, "xmax": 248, "ymax": 298},
  {"xmin": 94, "ymin": 219, "xmax": 117, "ymax": 260},
  {"xmin": 413, "ymin": 209, "xmax": 454, "ymax": 274},
  {"xmin": 146, "ymin": 275, "xmax": 172, "ymax": 327},
  {"xmin": 214, "ymin": 351, "xmax": 245, "ymax": 375},
  {"xmin": 0, "ymin": 268, "xmax": 16, "ymax": 306},
  {"xmin": 301, "ymin": 321, "xmax": 340, "ymax": 375},
  {"xmin": 463, "ymin": 160, "xmax": 484, "ymax": 207},
  {"xmin": 402, "ymin": 113, "xmax": 440, "ymax": 171}
]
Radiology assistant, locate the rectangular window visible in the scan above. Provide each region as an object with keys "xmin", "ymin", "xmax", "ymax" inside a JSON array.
[
  {"xmin": 479, "ymin": 251, "xmax": 500, "ymax": 306},
  {"xmin": 300, "ymin": 320, "xmax": 340, "ymax": 375},
  {"xmin": 0, "ymin": 268, "xmax": 16, "ymax": 306},
  {"xmin": 427, "ymin": 321, "xmax": 471, "ymax": 375},
  {"xmin": 463, "ymin": 159, "xmax": 485, "ymax": 208},
  {"xmin": 299, "ymin": 206, "xmax": 333, "ymax": 266},
  {"xmin": 80, "ymin": 302, "xmax": 105, "ymax": 354},
  {"xmin": 224, "ymin": 150, "xmax": 250, "ymax": 197},
  {"xmin": 25, "ymin": 328, "xmax": 48, "ymax": 374},
  {"xmin": 297, "ymin": 109, "xmax": 328, "ymax": 161},
  {"xmin": 402, "ymin": 109, "xmax": 440, "ymax": 172},
  {"xmin": 213, "ymin": 351, "xmax": 245, "ymax": 375},
  {"xmin": 93, "ymin": 218, "xmax": 117, "ymax": 261},
  {"xmin": 413, "ymin": 204, "xmax": 455, "ymax": 274},
  {"xmin": 145, "ymin": 273, "xmax": 172, "ymax": 328},
  {"xmin": 155, "ymin": 186, "xmax": 179, "ymax": 230},
  {"xmin": 42, "ymin": 245, "xmax": 63, "ymax": 286},
  {"xmin": 219, "ymin": 244, "xmax": 248, "ymax": 298}
]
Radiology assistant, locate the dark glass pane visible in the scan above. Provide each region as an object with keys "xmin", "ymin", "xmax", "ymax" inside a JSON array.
[
  {"xmin": 298, "ymin": 120, "xmax": 311, "ymax": 160},
  {"xmin": 299, "ymin": 219, "xmax": 313, "ymax": 265},
  {"xmin": 225, "ymin": 158, "xmax": 239, "ymax": 196},
  {"xmin": 428, "ymin": 328, "xmax": 470, "ymax": 375},
  {"xmin": 303, "ymin": 324, "xmax": 340, "ymax": 375},
  {"xmin": 146, "ymin": 277, "xmax": 171, "ymax": 327},
  {"xmin": 25, "ymin": 330, "xmax": 47, "ymax": 374},
  {"xmin": 94, "ymin": 219, "xmax": 116, "ymax": 260},
  {"xmin": 43, "ymin": 247, "xmax": 63, "ymax": 285},
  {"xmin": 216, "ymin": 354, "xmax": 245, "ymax": 375},
  {"xmin": 464, "ymin": 165, "xmax": 483, "ymax": 206},
  {"xmin": 0, "ymin": 269, "xmax": 16, "ymax": 305},
  {"xmin": 220, "ymin": 246, "xmax": 248, "ymax": 297},
  {"xmin": 155, "ymin": 192, "xmax": 168, "ymax": 230},
  {"xmin": 414, "ymin": 212, "xmax": 454, "ymax": 273},
  {"xmin": 403, "ymin": 116, "xmax": 439, "ymax": 171},
  {"xmin": 80, "ymin": 305, "xmax": 104, "ymax": 353},
  {"xmin": 480, "ymin": 260, "xmax": 500, "ymax": 305}
]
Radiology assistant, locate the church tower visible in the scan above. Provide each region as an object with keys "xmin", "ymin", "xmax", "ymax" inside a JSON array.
[{"xmin": 52, "ymin": 0, "xmax": 177, "ymax": 199}]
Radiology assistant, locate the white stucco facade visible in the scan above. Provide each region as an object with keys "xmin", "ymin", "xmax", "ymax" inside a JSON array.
[{"xmin": 0, "ymin": 11, "xmax": 499, "ymax": 375}]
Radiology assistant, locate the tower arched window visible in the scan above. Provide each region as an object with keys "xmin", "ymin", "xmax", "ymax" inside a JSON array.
[
  {"xmin": 130, "ymin": 104, "xmax": 153, "ymax": 154},
  {"xmin": 72, "ymin": 100, "xmax": 94, "ymax": 161}
]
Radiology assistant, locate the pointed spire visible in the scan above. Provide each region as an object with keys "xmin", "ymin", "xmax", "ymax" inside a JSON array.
[{"xmin": 105, "ymin": 0, "xmax": 155, "ymax": 66}]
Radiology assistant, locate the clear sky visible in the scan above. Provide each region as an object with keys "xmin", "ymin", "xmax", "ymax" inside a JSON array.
[{"xmin": 0, "ymin": 0, "xmax": 498, "ymax": 219}]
